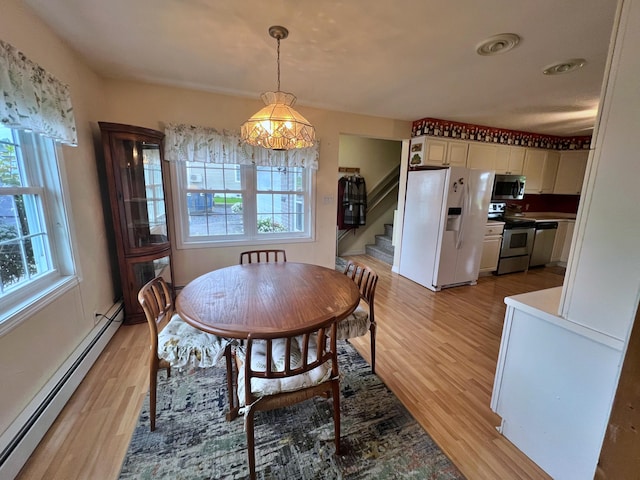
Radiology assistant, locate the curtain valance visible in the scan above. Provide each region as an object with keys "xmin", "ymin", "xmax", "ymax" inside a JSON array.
[
  {"xmin": 0, "ymin": 39, "xmax": 77, "ymax": 146},
  {"xmin": 164, "ymin": 123, "xmax": 319, "ymax": 170}
]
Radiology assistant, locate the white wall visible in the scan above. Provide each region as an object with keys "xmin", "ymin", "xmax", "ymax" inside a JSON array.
[
  {"xmin": 0, "ymin": 0, "xmax": 115, "ymax": 435},
  {"xmin": 100, "ymin": 79, "xmax": 411, "ymax": 285},
  {"xmin": 561, "ymin": 0, "xmax": 640, "ymax": 341}
]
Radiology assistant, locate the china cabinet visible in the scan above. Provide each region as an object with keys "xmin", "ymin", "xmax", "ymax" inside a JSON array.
[{"xmin": 99, "ymin": 122, "xmax": 173, "ymax": 324}]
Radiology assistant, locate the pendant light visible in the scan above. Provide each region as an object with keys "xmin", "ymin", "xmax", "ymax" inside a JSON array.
[{"xmin": 241, "ymin": 26, "xmax": 316, "ymax": 150}]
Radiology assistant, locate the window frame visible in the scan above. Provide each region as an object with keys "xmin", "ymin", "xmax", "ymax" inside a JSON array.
[
  {"xmin": 170, "ymin": 160, "xmax": 316, "ymax": 249},
  {"xmin": 0, "ymin": 128, "xmax": 78, "ymax": 335}
]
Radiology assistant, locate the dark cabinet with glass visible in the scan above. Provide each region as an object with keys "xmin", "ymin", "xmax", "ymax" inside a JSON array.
[{"xmin": 99, "ymin": 122, "xmax": 173, "ymax": 324}]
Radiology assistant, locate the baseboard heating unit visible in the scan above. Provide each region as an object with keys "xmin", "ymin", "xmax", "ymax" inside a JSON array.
[{"xmin": 0, "ymin": 302, "xmax": 123, "ymax": 479}]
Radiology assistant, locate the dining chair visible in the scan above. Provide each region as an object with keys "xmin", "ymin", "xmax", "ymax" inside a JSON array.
[
  {"xmin": 338, "ymin": 260, "xmax": 379, "ymax": 373},
  {"xmin": 138, "ymin": 276, "xmax": 229, "ymax": 431},
  {"xmin": 235, "ymin": 316, "xmax": 340, "ymax": 480},
  {"xmin": 239, "ymin": 249, "xmax": 287, "ymax": 264}
]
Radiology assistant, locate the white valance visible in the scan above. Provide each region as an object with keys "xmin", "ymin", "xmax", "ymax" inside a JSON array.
[
  {"xmin": 0, "ymin": 39, "xmax": 77, "ymax": 146},
  {"xmin": 164, "ymin": 123, "xmax": 319, "ymax": 170}
]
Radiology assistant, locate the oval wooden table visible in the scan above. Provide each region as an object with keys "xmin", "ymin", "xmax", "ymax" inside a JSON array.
[
  {"xmin": 176, "ymin": 262, "xmax": 361, "ymax": 420},
  {"xmin": 176, "ymin": 262, "xmax": 360, "ymax": 338}
]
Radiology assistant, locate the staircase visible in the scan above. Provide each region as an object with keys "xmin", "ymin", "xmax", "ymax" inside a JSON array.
[{"xmin": 365, "ymin": 223, "xmax": 394, "ymax": 265}]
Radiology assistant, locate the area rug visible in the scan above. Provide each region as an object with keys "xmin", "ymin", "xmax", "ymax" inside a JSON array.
[{"xmin": 119, "ymin": 343, "xmax": 464, "ymax": 479}]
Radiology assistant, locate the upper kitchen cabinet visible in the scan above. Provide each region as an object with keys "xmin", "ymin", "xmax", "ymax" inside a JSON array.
[
  {"xmin": 99, "ymin": 122, "xmax": 173, "ymax": 324},
  {"xmin": 467, "ymin": 143, "xmax": 498, "ymax": 170},
  {"xmin": 468, "ymin": 144, "xmax": 525, "ymax": 174},
  {"xmin": 423, "ymin": 137, "xmax": 468, "ymax": 167},
  {"xmin": 553, "ymin": 150, "xmax": 589, "ymax": 195},
  {"xmin": 495, "ymin": 146, "xmax": 525, "ymax": 175},
  {"xmin": 523, "ymin": 149, "xmax": 559, "ymax": 194}
]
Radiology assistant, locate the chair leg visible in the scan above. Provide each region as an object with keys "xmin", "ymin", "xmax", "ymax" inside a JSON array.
[
  {"xmin": 224, "ymin": 344, "xmax": 239, "ymax": 421},
  {"xmin": 149, "ymin": 361, "xmax": 157, "ymax": 432},
  {"xmin": 370, "ymin": 321, "xmax": 377, "ymax": 374},
  {"xmin": 246, "ymin": 409, "xmax": 257, "ymax": 480},
  {"xmin": 331, "ymin": 380, "xmax": 341, "ymax": 455}
]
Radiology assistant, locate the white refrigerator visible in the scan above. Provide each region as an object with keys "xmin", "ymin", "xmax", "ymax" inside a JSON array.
[{"xmin": 399, "ymin": 166, "xmax": 494, "ymax": 291}]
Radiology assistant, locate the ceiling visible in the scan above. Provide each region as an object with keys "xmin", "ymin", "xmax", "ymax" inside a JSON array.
[{"xmin": 24, "ymin": 0, "xmax": 618, "ymax": 136}]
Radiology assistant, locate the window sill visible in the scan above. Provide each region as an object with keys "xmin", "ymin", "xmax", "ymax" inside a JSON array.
[
  {"xmin": 0, "ymin": 275, "xmax": 80, "ymax": 337},
  {"xmin": 175, "ymin": 234, "xmax": 315, "ymax": 250}
]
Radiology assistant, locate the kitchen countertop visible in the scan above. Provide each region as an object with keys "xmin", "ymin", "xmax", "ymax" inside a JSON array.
[
  {"xmin": 522, "ymin": 212, "xmax": 577, "ymax": 221},
  {"xmin": 504, "ymin": 287, "xmax": 624, "ymax": 350}
]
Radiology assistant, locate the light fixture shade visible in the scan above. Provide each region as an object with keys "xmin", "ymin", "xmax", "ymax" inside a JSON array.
[{"xmin": 241, "ymin": 91, "xmax": 316, "ymax": 150}]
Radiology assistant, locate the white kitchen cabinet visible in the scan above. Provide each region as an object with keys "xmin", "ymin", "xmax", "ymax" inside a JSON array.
[
  {"xmin": 479, "ymin": 222, "xmax": 504, "ymax": 274},
  {"xmin": 554, "ymin": 150, "xmax": 589, "ymax": 195},
  {"xmin": 560, "ymin": 220, "xmax": 575, "ymax": 263},
  {"xmin": 467, "ymin": 144, "xmax": 525, "ymax": 174},
  {"xmin": 495, "ymin": 146, "xmax": 525, "ymax": 174},
  {"xmin": 492, "ymin": 288, "xmax": 623, "ymax": 480},
  {"xmin": 550, "ymin": 220, "xmax": 568, "ymax": 263},
  {"xmin": 424, "ymin": 138, "xmax": 469, "ymax": 167},
  {"xmin": 523, "ymin": 148, "xmax": 559, "ymax": 194},
  {"xmin": 480, "ymin": 237, "xmax": 502, "ymax": 273},
  {"xmin": 467, "ymin": 143, "xmax": 497, "ymax": 170}
]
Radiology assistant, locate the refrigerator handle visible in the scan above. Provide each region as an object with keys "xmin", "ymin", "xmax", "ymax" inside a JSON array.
[{"xmin": 456, "ymin": 179, "xmax": 469, "ymax": 249}]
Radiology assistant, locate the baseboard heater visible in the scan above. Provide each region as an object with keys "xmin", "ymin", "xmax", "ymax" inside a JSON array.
[{"xmin": 0, "ymin": 302, "xmax": 123, "ymax": 479}]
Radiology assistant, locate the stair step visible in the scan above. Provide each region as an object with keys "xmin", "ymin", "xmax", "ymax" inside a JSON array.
[
  {"xmin": 384, "ymin": 223, "xmax": 394, "ymax": 238},
  {"xmin": 365, "ymin": 244, "xmax": 394, "ymax": 265},
  {"xmin": 375, "ymin": 233, "xmax": 393, "ymax": 250}
]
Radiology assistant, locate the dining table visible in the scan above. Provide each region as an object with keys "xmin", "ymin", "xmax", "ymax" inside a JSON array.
[{"xmin": 175, "ymin": 261, "xmax": 361, "ymax": 419}]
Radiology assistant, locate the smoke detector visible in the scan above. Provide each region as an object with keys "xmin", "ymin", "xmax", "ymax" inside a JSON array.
[{"xmin": 476, "ymin": 33, "xmax": 521, "ymax": 56}]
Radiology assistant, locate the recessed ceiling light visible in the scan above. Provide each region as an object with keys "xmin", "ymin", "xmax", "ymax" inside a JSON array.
[
  {"xmin": 543, "ymin": 58, "xmax": 587, "ymax": 75},
  {"xmin": 476, "ymin": 33, "xmax": 521, "ymax": 56}
]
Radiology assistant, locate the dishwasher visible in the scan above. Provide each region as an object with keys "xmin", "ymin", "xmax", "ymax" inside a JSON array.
[{"xmin": 529, "ymin": 221, "xmax": 558, "ymax": 267}]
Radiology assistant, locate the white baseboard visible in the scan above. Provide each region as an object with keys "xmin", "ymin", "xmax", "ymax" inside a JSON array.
[{"xmin": 0, "ymin": 302, "xmax": 123, "ymax": 479}]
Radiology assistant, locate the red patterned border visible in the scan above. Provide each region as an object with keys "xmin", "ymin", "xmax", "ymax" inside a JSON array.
[{"xmin": 412, "ymin": 117, "xmax": 591, "ymax": 150}]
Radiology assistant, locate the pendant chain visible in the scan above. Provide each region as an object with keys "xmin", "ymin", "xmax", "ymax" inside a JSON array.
[{"xmin": 276, "ymin": 37, "xmax": 281, "ymax": 91}]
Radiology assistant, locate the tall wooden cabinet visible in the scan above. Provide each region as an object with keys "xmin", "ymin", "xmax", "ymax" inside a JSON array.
[{"xmin": 99, "ymin": 122, "xmax": 173, "ymax": 324}]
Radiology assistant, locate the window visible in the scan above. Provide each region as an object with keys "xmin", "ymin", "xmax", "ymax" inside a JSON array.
[
  {"xmin": 0, "ymin": 125, "xmax": 75, "ymax": 329},
  {"xmin": 172, "ymin": 160, "xmax": 314, "ymax": 246}
]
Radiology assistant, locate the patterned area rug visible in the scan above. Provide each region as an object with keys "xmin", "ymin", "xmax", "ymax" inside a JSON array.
[{"xmin": 119, "ymin": 343, "xmax": 464, "ymax": 479}]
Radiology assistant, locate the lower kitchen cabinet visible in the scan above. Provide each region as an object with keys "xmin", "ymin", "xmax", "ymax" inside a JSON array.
[
  {"xmin": 550, "ymin": 220, "xmax": 568, "ymax": 263},
  {"xmin": 480, "ymin": 222, "xmax": 504, "ymax": 274},
  {"xmin": 550, "ymin": 220, "xmax": 575, "ymax": 266},
  {"xmin": 561, "ymin": 220, "xmax": 575, "ymax": 263}
]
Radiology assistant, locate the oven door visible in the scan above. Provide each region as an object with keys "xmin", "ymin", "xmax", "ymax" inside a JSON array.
[
  {"xmin": 492, "ymin": 175, "xmax": 526, "ymax": 200},
  {"xmin": 501, "ymin": 226, "xmax": 535, "ymax": 257}
]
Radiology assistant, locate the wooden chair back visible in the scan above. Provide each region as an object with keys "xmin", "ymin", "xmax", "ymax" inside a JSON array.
[
  {"xmin": 138, "ymin": 276, "xmax": 174, "ymax": 351},
  {"xmin": 239, "ymin": 249, "xmax": 287, "ymax": 264},
  {"xmin": 137, "ymin": 276, "xmax": 174, "ymax": 431},
  {"xmin": 343, "ymin": 260, "xmax": 378, "ymax": 313},
  {"xmin": 243, "ymin": 321, "xmax": 338, "ymax": 391},
  {"xmin": 239, "ymin": 315, "xmax": 340, "ymax": 479}
]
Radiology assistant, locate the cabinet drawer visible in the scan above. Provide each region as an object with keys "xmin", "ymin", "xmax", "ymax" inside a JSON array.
[{"xmin": 485, "ymin": 223, "xmax": 505, "ymax": 236}]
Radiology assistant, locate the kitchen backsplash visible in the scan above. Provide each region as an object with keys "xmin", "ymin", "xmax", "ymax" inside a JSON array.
[
  {"xmin": 507, "ymin": 194, "xmax": 581, "ymax": 214},
  {"xmin": 412, "ymin": 117, "xmax": 591, "ymax": 151}
]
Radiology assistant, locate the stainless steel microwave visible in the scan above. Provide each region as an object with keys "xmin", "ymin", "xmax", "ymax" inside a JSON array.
[{"xmin": 492, "ymin": 174, "xmax": 526, "ymax": 200}]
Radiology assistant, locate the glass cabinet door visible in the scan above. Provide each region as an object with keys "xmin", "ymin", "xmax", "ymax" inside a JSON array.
[
  {"xmin": 131, "ymin": 254, "xmax": 172, "ymax": 291},
  {"xmin": 113, "ymin": 137, "xmax": 168, "ymax": 252}
]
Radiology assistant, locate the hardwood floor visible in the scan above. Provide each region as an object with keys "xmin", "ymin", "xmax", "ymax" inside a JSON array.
[{"xmin": 17, "ymin": 256, "xmax": 564, "ymax": 479}]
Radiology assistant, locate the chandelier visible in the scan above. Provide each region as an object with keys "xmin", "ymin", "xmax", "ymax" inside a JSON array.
[{"xmin": 241, "ymin": 26, "xmax": 316, "ymax": 151}]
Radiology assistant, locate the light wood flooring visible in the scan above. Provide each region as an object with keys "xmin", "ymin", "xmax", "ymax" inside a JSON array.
[{"xmin": 17, "ymin": 256, "xmax": 565, "ymax": 479}]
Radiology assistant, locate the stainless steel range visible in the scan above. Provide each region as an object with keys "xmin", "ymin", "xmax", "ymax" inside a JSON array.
[{"xmin": 488, "ymin": 202, "xmax": 536, "ymax": 275}]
